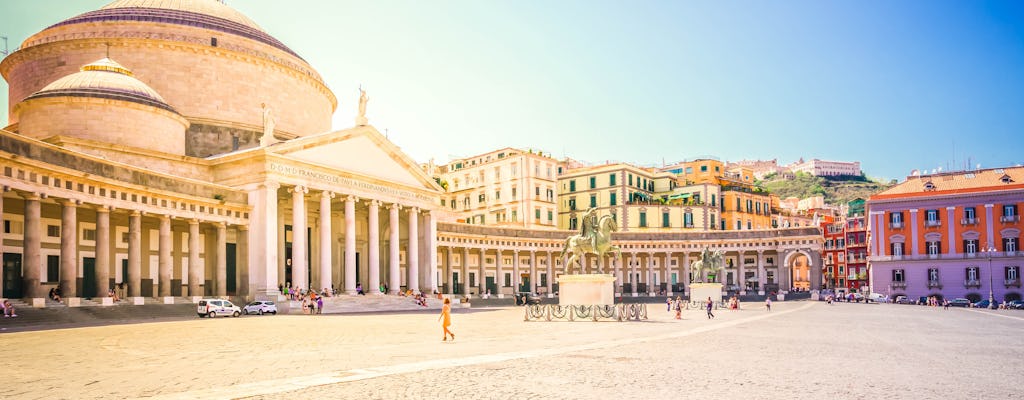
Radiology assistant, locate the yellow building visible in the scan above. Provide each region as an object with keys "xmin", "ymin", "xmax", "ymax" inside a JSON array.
[
  {"xmin": 428, "ymin": 148, "xmax": 558, "ymax": 229},
  {"xmin": 719, "ymin": 172, "xmax": 774, "ymax": 230},
  {"xmin": 556, "ymin": 162, "xmax": 721, "ymax": 232}
]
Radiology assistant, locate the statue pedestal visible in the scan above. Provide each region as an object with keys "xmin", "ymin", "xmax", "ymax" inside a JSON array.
[
  {"xmin": 689, "ymin": 283, "xmax": 724, "ymax": 303},
  {"xmin": 558, "ymin": 274, "xmax": 615, "ymax": 306}
]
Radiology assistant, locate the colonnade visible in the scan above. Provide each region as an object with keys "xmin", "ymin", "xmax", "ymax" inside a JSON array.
[{"xmin": 6, "ymin": 190, "xmax": 239, "ymax": 301}]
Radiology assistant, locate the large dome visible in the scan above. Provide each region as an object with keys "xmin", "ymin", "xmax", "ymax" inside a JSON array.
[
  {"xmin": 1, "ymin": 0, "xmax": 337, "ymax": 158},
  {"xmin": 24, "ymin": 58, "xmax": 175, "ymax": 113},
  {"xmin": 46, "ymin": 0, "xmax": 300, "ymax": 59}
]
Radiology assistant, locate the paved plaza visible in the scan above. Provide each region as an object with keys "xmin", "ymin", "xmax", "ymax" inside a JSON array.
[{"xmin": 3, "ymin": 301, "xmax": 1022, "ymax": 400}]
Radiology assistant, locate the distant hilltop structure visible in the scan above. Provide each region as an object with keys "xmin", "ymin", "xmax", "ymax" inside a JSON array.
[{"xmin": 727, "ymin": 157, "xmax": 862, "ymax": 179}]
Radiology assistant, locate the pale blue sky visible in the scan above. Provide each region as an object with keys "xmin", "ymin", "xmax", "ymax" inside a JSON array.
[{"xmin": 2, "ymin": 1, "xmax": 1023, "ymax": 180}]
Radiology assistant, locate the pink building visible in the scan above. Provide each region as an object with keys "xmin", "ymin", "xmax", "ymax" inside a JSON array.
[{"xmin": 868, "ymin": 167, "xmax": 1023, "ymax": 304}]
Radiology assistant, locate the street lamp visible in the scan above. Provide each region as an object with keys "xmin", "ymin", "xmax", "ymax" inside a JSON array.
[{"xmin": 984, "ymin": 246, "xmax": 998, "ymax": 309}]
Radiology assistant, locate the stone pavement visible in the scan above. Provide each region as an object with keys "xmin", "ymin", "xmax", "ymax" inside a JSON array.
[{"xmin": 2, "ymin": 302, "xmax": 1022, "ymax": 399}]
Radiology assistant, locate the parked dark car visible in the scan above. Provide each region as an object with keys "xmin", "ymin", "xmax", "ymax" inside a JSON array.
[
  {"xmin": 948, "ymin": 298, "xmax": 971, "ymax": 307},
  {"xmin": 515, "ymin": 293, "xmax": 542, "ymax": 306},
  {"xmin": 972, "ymin": 299, "xmax": 993, "ymax": 308},
  {"xmin": 1006, "ymin": 300, "xmax": 1024, "ymax": 309}
]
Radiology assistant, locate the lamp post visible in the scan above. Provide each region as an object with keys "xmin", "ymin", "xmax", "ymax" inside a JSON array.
[{"xmin": 985, "ymin": 246, "xmax": 997, "ymax": 309}]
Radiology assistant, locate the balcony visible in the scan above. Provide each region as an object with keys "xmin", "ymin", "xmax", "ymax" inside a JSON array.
[
  {"xmin": 964, "ymin": 280, "xmax": 981, "ymax": 288},
  {"xmin": 1001, "ymin": 215, "xmax": 1020, "ymax": 223},
  {"xmin": 889, "ymin": 222, "xmax": 904, "ymax": 229},
  {"xmin": 960, "ymin": 218, "xmax": 979, "ymax": 226},
  {"xmin": 924, "ymin": 220, "xmax": 942, "ymax": 228},
  {"xmin": 963, "ymin": 252, "xmax": 978, "ymax": 259},
  {"xmin": 1005, "ymin": 278, "xmax": 1021, "ymax": 288},
  {"xmin": 892, "ymin": 281, "xmax": 907, "ymax": 289},
  {"xmin": 927, "ymin": 280, "xmax": 942, "ymax": 289}
]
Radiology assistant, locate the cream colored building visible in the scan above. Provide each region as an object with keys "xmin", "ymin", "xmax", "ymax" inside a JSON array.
[
  {"xmin": 428, "ymin": 148, "xmax": 557, "ymax": 229},
  {"xmin": 0, "ymin": 0, "xmax": 824, "ymax": 305}
]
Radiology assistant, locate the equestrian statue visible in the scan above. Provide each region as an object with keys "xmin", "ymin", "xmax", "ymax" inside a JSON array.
[
  {"xmin": 689, "ymin": 247, "xmax": 724, "ymax": 283},
  {"xmin": 559, "ymin": 208, "xmax": 621, "ymax": 274}
]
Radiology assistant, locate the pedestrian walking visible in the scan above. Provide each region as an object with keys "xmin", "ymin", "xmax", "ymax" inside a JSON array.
[
  {"xmin": 438, "ymin": 298, "xmax": 455, "ymax": 341},
  {"xmin": 666, "ymin": 297, "xmax": 672, "ymax": 312},
  {"xmin": 706, "ymin": 297, "xmax": 715, "ymax": 319},
  {"xmin": 316, "ymin": 296, "xmax": 324, "ymax": 314},
  {"xmin": 765, "ymin": 297, "xmax": 772, "ymax": 312},
  {"xmin": 674, "ymin": 296, "xmax": 683, "ymax": 320}
]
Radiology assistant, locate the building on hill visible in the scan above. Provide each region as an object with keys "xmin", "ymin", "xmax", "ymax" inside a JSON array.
[
  {"xmin": 789, "ymin": 158, "xmax": 862, "ymax": 177},
  {"xmin": 728, "ymin": 159, "xmax": 787, "ymax": 180},
  {"xmin": 427, "ymin": 148, "xmax": 558, "ymax": 229},
  {"xmin": 868, "ymin": 167, "xmax": 1023, "ymax": 304}
]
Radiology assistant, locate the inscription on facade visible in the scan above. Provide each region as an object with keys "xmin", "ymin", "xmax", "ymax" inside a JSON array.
[{"xmin": 269, "ymin": 163, "xmax": 434, "ymax": 202}]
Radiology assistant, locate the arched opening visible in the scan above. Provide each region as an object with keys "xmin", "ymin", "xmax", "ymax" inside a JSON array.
[
  {"xmin": 789, "ymin": 253, "xmax": 810, "ymax": 292},
  {"xmin": 1004, "ymin": 292, "xmax": 1022, "ymax": 302},
  {"xmin": 927, "ymin": 293, "xmax": 944, "ymax": 303},
  {"xmin": 964, "ymin": 293, "xmax": 982, "ymax": 302}
]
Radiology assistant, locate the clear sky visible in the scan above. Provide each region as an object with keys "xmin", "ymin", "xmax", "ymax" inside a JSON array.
[{"xmin": 2, "ymin": 0, "xmax": 1023, "ymax": 180}]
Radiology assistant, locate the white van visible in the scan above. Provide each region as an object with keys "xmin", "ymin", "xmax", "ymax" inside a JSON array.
[
  {"xmin": 197, "ymin": 299, "xmax": 241, "ymax": 318},
  {"xmin": 867, "ymin": 293, "xmax": 889, "ymax": 303}
]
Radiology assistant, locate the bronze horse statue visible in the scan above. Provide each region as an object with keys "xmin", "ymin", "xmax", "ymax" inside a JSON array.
[{"xmin": 559, "ymin": 214, "xmax": 621, "ymax": 274}]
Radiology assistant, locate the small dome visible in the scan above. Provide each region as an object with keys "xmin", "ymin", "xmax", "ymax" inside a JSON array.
[{"xmin": 23, "ymin": 58, "xmax": 176, "ymax": 113}]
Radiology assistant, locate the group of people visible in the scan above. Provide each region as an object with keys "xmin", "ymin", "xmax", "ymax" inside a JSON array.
[
  {"xmin": 300, "ymin": 291, "xmax": 325, "ymax": 315},
  {"xmin": 2, "ymin": 300, "xmax": 16, "ymax": 318},
  {"xmin": 665, "ymin": 295, "xmax": 772, "ymax": 319}
]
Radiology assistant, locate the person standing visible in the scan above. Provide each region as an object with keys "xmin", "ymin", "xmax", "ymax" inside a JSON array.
[
  {"xmin": 666, "ymin": 297, "xmax": 672, "ymax": 312},
  {"xmin": 674, "ymin": 296, "xmax": 683, "ymax": 320},
  {"xmin": 316, "ymin": 295, "xmax": 324, "ymax": 314},
  {"xmin": 765, "ymin": 297, "xmax": 772, "ymax": 312},
  {"xmin": 706, "ymin": 297, "xmax": 715, "ymax": 319},
  {"xmin": 438, "ymin": 298, "xmax": 455, "ymax": 341}
]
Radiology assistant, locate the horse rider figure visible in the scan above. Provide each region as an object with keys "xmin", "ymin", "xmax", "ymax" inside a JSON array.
[{"xmin": 581, "ymin": 208, "xmax": 599, "ymax": 251}]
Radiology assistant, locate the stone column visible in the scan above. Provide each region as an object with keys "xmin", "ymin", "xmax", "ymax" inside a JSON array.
[
  {"xmin": 236, "ymin": 225, "xmax": 249, "ymax": 297},
  {"xmin": 614, "ymin": 253, "xmax": 623, "ymax": 294},
  {"xmin": 318, "ymin": 191, "xmax": 334, "ymax": 293},
  {"xmin": 367, "ymin": 200, "xmax": 381, "ymax": 295},
  {"xmin": 188, "ymin": 219, "xmax": 202, "ymax": 298},
  {"xmin": 629, "ymin": 252, "xmax": 637, "ymax": 296},
  {"xmin": 462, "ymin": 247, "xmax": 470, "ymax": 295},
  {"xmin": 215, "ymin": 222, "xmax": 227, "ymax": 297},
  {"xmin": 664, "ymin": 253, "xmax": 672, "ymax": 296},
  {"xmin": 95, "ymin": 206, "xmax": 111, "ymax": 299},
  {"xmin": 427, "ymin": 211, "xmax": 438, "ymax": 293},
  {"xmin": 58, "ymin": 199, "xmax": 78, "ymax": 298},
  {"xmin": 127, "ymin": 211, "xmax": 142, "ymax": 298},
  {"xmin": 513, "ymin": 250, "xmax": 521, "ymax": 293},
  {"xmin": 388, "ymin": 203, "xmax": 401, "ymax": 294},
  {"xmin": 277, "ymin": 200, "xmax": 286, "ymax": 288},
  {"xmin": 477, "ymin": 248, "xmax": 486, "ymax": 295},
  {"xmin": 530, "ymin": 251, "xmax": 538, "ymax": 294},
  {"xmin": 737, "ymin": 250, "xmax": 746, "ymax": 295},
  {"xmin": 446, "ymin": 247, "xmax": 454, "ymax": 295},
  {"xmin": 22, "ymin": 193, "xmax": 42, "ymax": 300},
  {"xmin": 290, "ymin": 186, "xmax": 309, "ymax": 292},
  {"xmin": 682, "ymin": 253, "xmax": 690, "ymax": 297},
  {"xmin": 809, "ymin": 251, "xmax": 823, "ymax": 291},
  {"xmin": 407, "ymin": 207, "xmax": 420, "ymax": 293},
  {"xmin": 344, "ymin": 196, "xmax": 357, "ymax": 294},
  {"xmin": 757, "ymin": 250, "xmax": 766, "ymax": 295},
  {"xmin": 495, "ymin": 249, "xmax": 504, "ymax": 298},
  {"xmin": 158, "ymin": 215, "xmax": 172, "ymax": 298},
  {"xmin": 247, "ymin": 181, "xmax": 280, "ymax": 300},
  {"xmin": 648, "ymin": 252, "xmax": 656, "ymax": 295},
  {"xmin": 546, "ymin": 251, "xmax": 554, "ymax": 297}
]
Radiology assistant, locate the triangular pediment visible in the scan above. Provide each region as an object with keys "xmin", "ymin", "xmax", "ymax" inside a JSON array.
[{"xmin": 269, "ymin": 126, "xmax": 442, "ymax": 192}]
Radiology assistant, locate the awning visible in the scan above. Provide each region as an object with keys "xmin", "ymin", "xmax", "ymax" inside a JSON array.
[{"xmin": 668, "ymin": 193, "xmax": 691, "ymax": 200}]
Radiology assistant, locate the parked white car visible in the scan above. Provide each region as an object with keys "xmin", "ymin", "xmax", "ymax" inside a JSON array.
[
  {"xmin": 196, "ymin": 299, "xmax": 241, "ymax": 318},
  {"xmin": 242, "ymin": 301, "xmax": 278, "ymax": 315},
  {"xmin": 868, "ymin": 293, "xmax": 889, "ymax": 303}
]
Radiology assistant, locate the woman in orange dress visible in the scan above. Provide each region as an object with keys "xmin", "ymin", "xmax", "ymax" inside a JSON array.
[{"xmin": 438, "ymin": 297, "xmax": 455, "ymax": 341}]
